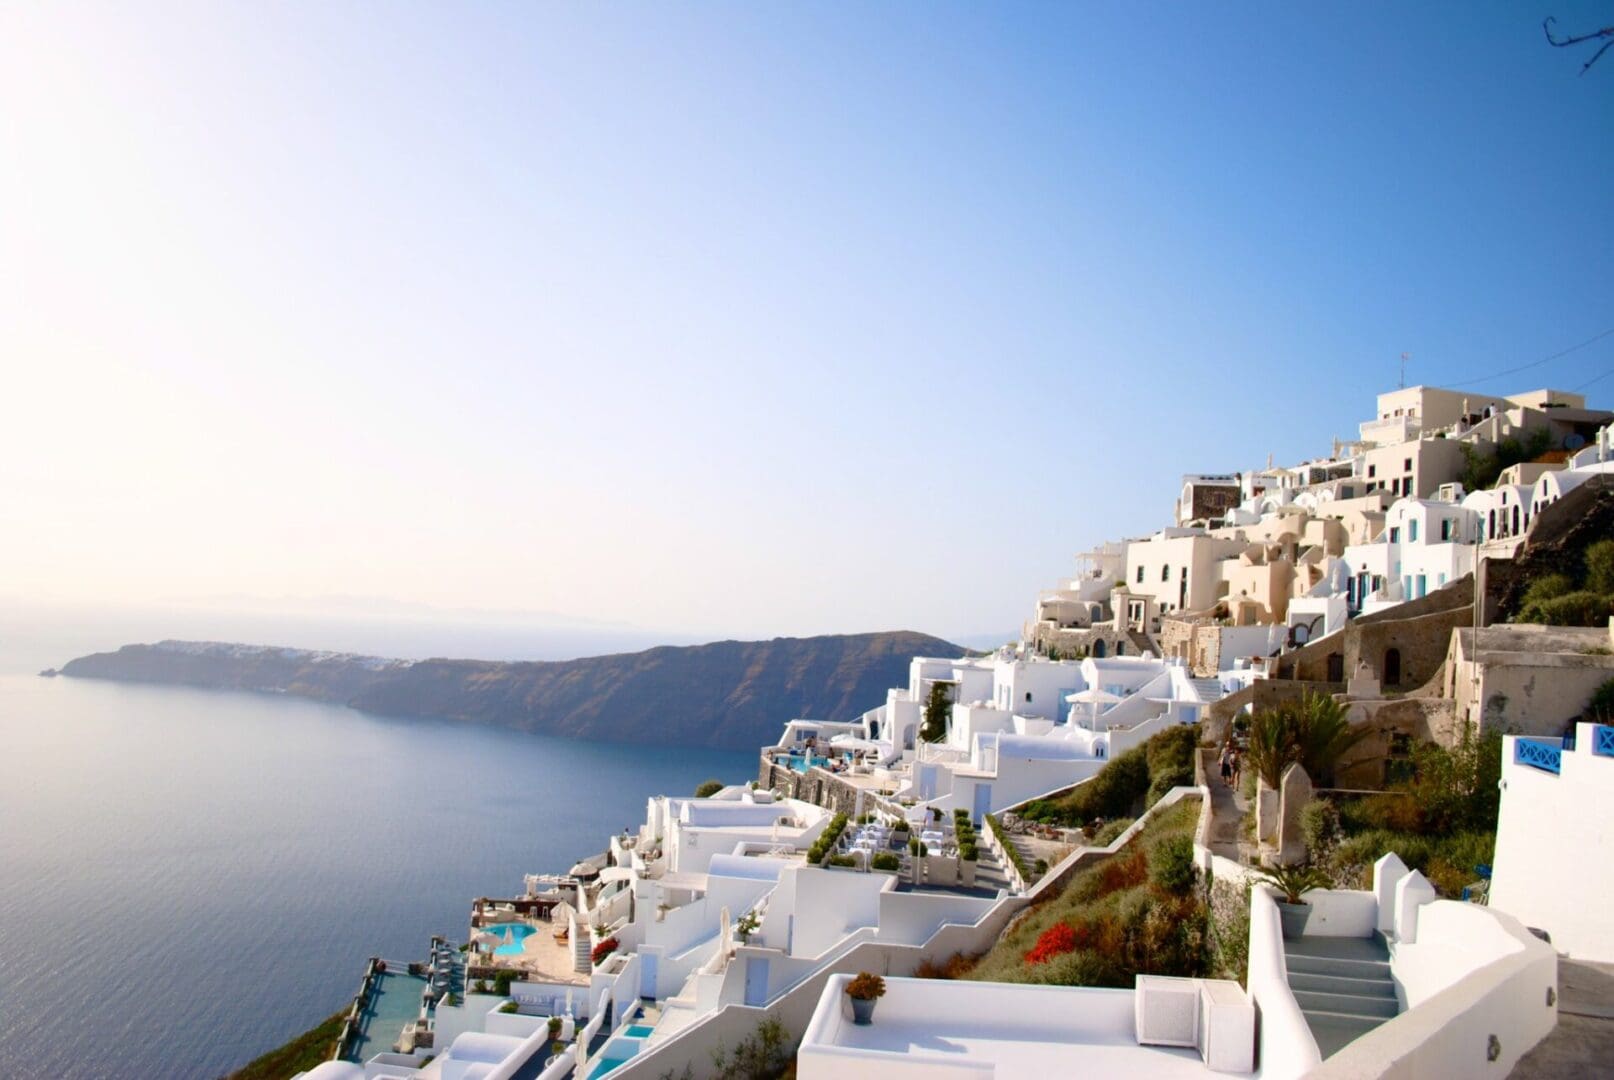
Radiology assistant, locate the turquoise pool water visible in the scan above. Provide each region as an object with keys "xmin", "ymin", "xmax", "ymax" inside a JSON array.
[
  {"xmin": 588, "ymin": 1055, "xmax": 632, "ymax": 1078},
  {"xmin": 624, "ymin": 1024, "xmax": 654, "ymax": 1038},
  {"xmin": 486, "ymin": 923, "xmax": 535, "ymax": 955},
  {"xmin": 784, "ymin": 752, "xmax": 830, "ymax": 774}
]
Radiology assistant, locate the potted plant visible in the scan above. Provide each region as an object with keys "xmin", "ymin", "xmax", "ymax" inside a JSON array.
[
  {"xmin": 735, "ymin": 910, "xmax": 760, "ymax": 944},
  {"xmin": 547, "ymin": 1016, "xmax": 562, "ymax": 1046},
  {"xmin": 845, "ymin": 972, "xmax": 886, "ymax": 1025},
  {"xmin": 1254, "ymin": 862, "xmax": 1334, "ymax": 939},
  {"xmin": 958, "ymin": 842, "xmax": 978, "ymax": 887}
]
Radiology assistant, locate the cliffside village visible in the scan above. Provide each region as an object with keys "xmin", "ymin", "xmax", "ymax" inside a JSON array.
[{"xmin": 300, "ymin": 383, "xmax": 1614, "ymax": 1080}]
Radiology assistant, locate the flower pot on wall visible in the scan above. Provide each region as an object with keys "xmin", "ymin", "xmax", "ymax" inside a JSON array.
[
  {"xmin": 1276, "ymin": 901, "xmax": 1312, "ymax": 940},
  {"xmin": 850, "ymin": 996, "xmax": 877, "ymax": 1025}
]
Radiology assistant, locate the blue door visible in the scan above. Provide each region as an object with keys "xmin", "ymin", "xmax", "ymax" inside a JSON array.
[
  {"xmin": 972, "ymin": 783, "xmax": 992, "ymax": 825},
  {"xmin": 744, "ymin": 957, "xmax": 770, "ymax": 1007},
  {"xmin": 640, "ymin": 953, "xmax": 658, "ymax": 999},
  {"xmin": 918, "ymin": 764, "xmax": 937, "ymax": 801}
]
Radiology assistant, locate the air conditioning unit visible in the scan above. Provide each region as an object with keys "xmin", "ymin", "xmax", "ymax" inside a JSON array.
[
  {"xmin": 1198, "ymin": 979, "xmax": 1256, "ymax": 1073},
  {"xmin": 1135, "ymin": 975, "xmax": 1199, "ymax": 1047}
]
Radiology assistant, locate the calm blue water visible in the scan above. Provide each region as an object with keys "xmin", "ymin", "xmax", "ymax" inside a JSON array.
[{"xmin": 0, "ymin": 673, "xmax": 754, "ymax": 1079}]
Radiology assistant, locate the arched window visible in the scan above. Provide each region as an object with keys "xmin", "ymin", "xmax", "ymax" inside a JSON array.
[
  {"xmin": 1024, "ymin": 692, "xmax": 1032, "ymax": 704},
  {"xmin": 1512, "ymin": 505, "xmax": 1521, "ymax": 534},
  {"xmin": 1116, "ymin": 641, "xmax": 1126, "ymax": 656},
  {"xmin": 1093, "ymin": 640, "xmax": 1107, "ymax": 658},
  {"xmin": 1384, "ymin": 647, "xmax": 1402, "ymax": 686}
]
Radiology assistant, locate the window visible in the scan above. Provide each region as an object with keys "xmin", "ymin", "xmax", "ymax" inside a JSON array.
[
  {"xmin": 1441, "ymin": 519, "xmax": 1453, "ymax": 541},
  {"xmin": 1025, "ymin": 692, "xmax": 1032, "ymax": 703},
  {"xmin": 1368, "ymin": 464, "xmax": 1377, "ymax": 478},
  {"xmin": 1136, "ymin": 566, "xmax": 1144, "ymax": 584},
  {"xmin": 1408, "ymin": 519, "xmax": 1418, "ymax": 542},
  {"xmin": 1404, "ymin": 457, "xmax": 1412, "ymax": 471},
  {"xmin": 1416, "ymin": 574, "xmax": 1427, "ymax": 598},
  {"xmin": 1161, "ymin": 564, "xmax": 1170, "ymax": 582},
  {"xmin": 1389, "ymin": 527, "xmax": 1400, "ymax": 543}
]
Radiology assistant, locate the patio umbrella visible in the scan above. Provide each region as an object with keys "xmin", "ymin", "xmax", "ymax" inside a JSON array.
[
  {"xmin": 1066, "ymin": 687, "xmax": 1122, "ymax": 728},
  {"xmin": 471, "ymin": 931, "xmax": 501, "ymax": 952}
]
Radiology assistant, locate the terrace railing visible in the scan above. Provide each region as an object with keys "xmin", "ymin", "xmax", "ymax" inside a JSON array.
[
  {"xmin": 1594, "ymin": 725, "xmax": 1614, "ymax": 758},
  {"xmin": 1514, "ymin": 737, "xmax": 1563, "ymax": 775}
]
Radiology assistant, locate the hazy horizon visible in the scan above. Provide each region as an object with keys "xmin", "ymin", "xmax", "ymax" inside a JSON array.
[{"xmin": 4, "ymin": 4, "xmax": 1611, "ymax": 643}]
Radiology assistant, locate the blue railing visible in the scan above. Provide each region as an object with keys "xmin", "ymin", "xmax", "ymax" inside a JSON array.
[
  {"xmin": 1594, "ymin": 725, "xmax": 1614, "ymax": 759},
  {"xmin": 1515, "ymin": 738, "xmax": 1563, "ymax": 775}
]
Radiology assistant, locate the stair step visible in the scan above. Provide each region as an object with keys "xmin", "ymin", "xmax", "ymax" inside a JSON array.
[
  {"xmin": 1301, "ymin": 1009, "xmax": 1390, "ymax": 1059},
  {"xmin": 1285, "ymin": 953, "xmax": 1391, "ymax": 979},
  {"xmin": 1288, "ymin": 971, "xmax": 1398, "ymax": 999},
  {"xmin": 1294, "ymin": 989, "xmax": 1399, "ymax": 1019}
]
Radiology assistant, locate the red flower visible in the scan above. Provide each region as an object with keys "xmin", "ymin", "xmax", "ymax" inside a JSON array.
[
  {"xmin": 1023, "ymin": 922, "xmax": 1077, "ymax": 964},
  {"xmin": 590, "ymin": 937, "xmax": 620, "ymax": 965}
]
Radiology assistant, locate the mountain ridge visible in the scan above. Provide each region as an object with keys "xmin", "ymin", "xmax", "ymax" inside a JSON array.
[{"xmin": 57, "ymin": 631, "xmax": 965, "ymax": 751}]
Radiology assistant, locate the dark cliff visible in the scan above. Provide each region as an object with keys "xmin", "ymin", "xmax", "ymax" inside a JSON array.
[{"xmin": 59, "ymin": 632, "xmax": 965, "ymax": 751}]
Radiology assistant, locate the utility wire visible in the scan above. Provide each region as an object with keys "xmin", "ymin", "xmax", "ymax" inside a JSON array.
[
  {"xmin": 1443, "ymin": 325, "xmax": 1614, "ymax": 389},
  {"xmin": 1572, "ymin": 367, "xmax": 1614, "ymax": 392}
]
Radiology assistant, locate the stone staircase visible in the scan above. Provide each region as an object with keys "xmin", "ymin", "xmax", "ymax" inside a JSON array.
[{"xmin": 1284, "ymin": 935, "xmax": 1399, "ymax": 1058}]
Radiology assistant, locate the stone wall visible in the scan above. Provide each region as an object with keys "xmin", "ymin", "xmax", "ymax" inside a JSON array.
[
  {"xmin": 757, "ymin": 754, "xmax": 864, "ymax": 817},
  {"xmin": 1489, "ymin": 482, "xmax": 1614, "ymax": 621}
]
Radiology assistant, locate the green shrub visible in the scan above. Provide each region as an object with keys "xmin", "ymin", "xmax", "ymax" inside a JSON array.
[
  {"xmin": 807, "ymin": 814, "xmax": 850, "ymax": 865},
  {"xmin": 959, "ymin": 842, "xmax": 978, "ymax": 862},
  {"xmin": 871, "ymin": 852, "xmax": 901, "ymax": 872},
  {"xmin": 826, "ymin": 854, "xmax": 856, "ymax": 867},
  {"xmin": 1300, "ymin": 798, "xmax": 1341, "ymax": 857},
  {"xmin": 1148, "ymin": 834, "xmax": 1196, "ymax": 896},
  {"xmin": 1586, "ymin": 539, "xmax": 1614, "ymax": 596},
  {"xmin": 1591, "ymin": 678, "xmax": 1614, "ymax": 724},
  {"xmin": 987, "ymin": 814, "xmax": 1034, "ymax": 882},
  {"xmin": 497, "ymin": 1000, "xmax": 519, "ymax": 1014},
  {"xmin": 694, "ymin": 779, "xmax": 724, "ymax": 799},
  {"xmin": 1521, "ymin": 572, "xmax": 1575, "ymax": 609},
  {"xmin": 1092, "ymin": 818, "xmax": 1134, "ymax": 846},
  {"xmin": 492, "ymin": 969, "xmax": 517, "ymax": 996},
  {"xmin": 1522, "ymin": 589, "xmax": 1614, "ymax": 627}
]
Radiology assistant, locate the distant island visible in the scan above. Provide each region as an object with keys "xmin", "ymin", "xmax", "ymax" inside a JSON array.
[{"xmin": 56, "ymin": 631, "xmax": 965, "ymax": 751}]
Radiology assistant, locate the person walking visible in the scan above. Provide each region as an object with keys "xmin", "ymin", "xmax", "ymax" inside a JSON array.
[
  {"xmin": 1230, "ymin": 747, "xmax": 1242, "ymax": 790},
  {"xmin": 1219, "ymin": 742, "xmax": 1234, "ymax": 787}
]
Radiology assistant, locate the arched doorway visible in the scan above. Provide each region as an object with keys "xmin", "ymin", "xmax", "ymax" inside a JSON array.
[
  {"xmin": 1327, "ymin": 652, "xmax": 1344, "ymax": 682},
  {"xmin": 1384, "ymin": 647, "xmax": 1402, "ymax": 686},
  {"xmin": 1093, "ymin": 639, "xmax": 1107, "ymax": 658}
]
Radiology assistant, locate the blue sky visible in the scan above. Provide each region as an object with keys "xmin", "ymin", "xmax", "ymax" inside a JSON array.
[{"xmin": 2, "ymin": 3, "xmax": 1611, "ymax": 644}]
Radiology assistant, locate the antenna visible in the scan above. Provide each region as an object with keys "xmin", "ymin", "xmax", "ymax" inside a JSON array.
[{"xmin": 1399, "ymin": 352, "xmax": 1409, "ymax": 389}]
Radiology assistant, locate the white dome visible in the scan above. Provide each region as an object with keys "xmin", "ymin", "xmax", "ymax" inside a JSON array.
[{"xmin": 300, "ymin": 1064, "xmax": 365, "ymax": 1080}]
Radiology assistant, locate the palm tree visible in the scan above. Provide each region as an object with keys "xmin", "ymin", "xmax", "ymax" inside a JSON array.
[
  {"xmin": 1289, "ymin": 691, "xmax": 1367, "ymax": 786},
  {"xmin": 1243, "ymin": 691, "xmax": 1367, "ymax": 789}
]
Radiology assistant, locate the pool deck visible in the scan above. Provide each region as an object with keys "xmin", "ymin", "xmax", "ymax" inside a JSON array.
[{"xmin": 478, "ymin": 923, "xmax": 590, "ymax": 986}]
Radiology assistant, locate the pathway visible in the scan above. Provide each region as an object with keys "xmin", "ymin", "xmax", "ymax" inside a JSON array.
[{"xmin": 1511, "ymin": 958, "xmax": 1614, "ymax": 1077}]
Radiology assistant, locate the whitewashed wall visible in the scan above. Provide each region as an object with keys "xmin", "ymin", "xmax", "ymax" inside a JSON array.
[{"xmin": 1490, "ymin": 724, "xmax": 1614, "ymax": 961}]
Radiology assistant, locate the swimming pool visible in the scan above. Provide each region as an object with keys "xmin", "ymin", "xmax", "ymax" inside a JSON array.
[
  {"xmin": 624, "ymin": 1024, "xmax": 654, "ymax": 1038},
  {"xmin": 484, "ymin": 923, "xmax": 535, "ymax": 955},
  {"xmin": 783, "ymin": 752, "xmax": 830, "ymax": 774},
  {"xmin": 588, "ymin": 1055, "xmax": 632, "ymax": 1078}
]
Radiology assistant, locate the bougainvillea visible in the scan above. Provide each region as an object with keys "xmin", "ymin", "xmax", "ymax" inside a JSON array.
[
  {"xmin": 1023, "ymin": 921, "xmax": 1077, "ymax": 965},
  {"xmin": 590, "ymin": 937, "xmax": 619, "ymax": 965}
]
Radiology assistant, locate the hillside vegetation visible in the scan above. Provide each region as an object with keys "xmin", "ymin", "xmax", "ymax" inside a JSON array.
[
  {"xmin": 1015, "ymin": 724, "xmax": 1199, "ymax": 828},
  {"xmin": 962, "ymin": 798, "xmax": 1216, "ymax": 986},
  {"xmin": 60, "ymin": 631, "xmax": 963, "ymax": 751},
  {"xmin": 221, "ymin": 1011, "xmax": 344, "ymax": 1080}
]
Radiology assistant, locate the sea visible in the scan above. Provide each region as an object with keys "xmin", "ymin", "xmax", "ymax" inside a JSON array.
[{"xmin": 0, "ymin": 610, "xmax": 755, "ymax": 1079}]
